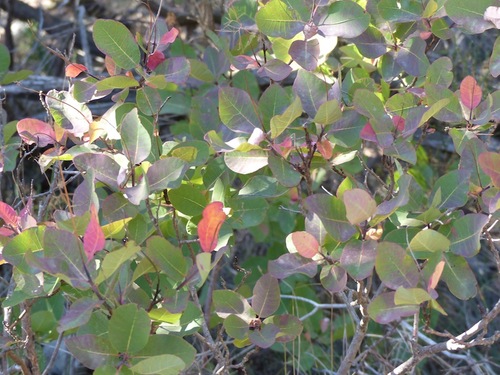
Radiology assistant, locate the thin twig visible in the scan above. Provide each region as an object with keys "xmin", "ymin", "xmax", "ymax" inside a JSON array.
[{"xmin": 41, "ymin": 331, "xmax": 64, "ymax": 375}]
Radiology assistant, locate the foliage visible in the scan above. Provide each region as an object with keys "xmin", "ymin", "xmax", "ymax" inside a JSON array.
[{"xmin": 0, "ymin": 0, "xmax": 499, "ymax": 374}]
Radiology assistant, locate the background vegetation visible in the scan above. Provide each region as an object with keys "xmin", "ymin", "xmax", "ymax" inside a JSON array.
[{"xmin": 0, "ymin": 0, "xmax": 499, "ymax": 374}]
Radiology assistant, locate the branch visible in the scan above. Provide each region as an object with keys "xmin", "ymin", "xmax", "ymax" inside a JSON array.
[{"xmin": 389, "ymin": 298, "xmax": 500, "ymax": 374}]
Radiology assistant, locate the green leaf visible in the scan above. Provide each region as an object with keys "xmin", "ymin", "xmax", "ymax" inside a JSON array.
[
  {"xmin": 313, "ymin": 99, "xmax": 342, "ymax": 125},
  {"xmin": 0, "ymin": 43, "xmax": 10, "ymax": 81},
  {"xmin": 146, "ymin": 157, "xmax": 188, "ymax": 192},
  {"xmin": 375, "ymin": 242, "xmax": 419, "ymax": 289},
  {"xmin": 396, "ymin": 37, "xmax": 430, "ymax": 77},
  {"xmin": 368, "ymin": 292, "xmax": 419, "ymax": 324},
  {"xmin": 95, "ymin": 76, "xmax": 139, "ymax": 90},
  {"xmin": 259, "ymin": 84, "xmax": 292, "ymax": 127},
  {"xmin": 66, "ymin": 335, "xmax": 118, "ymax": 369},
  {"xmin": 429, "ymin": 170, "xmax": 469, "ymax": 210},
  {"xmin": 343, "ymin": 188, "xmax": 377, "ymax": 225},
  {"xmin": 449, "ymin": 214, "xmax": 489, "ymax": 257},
  {"xmin": 293, "ymin": 70, "xmax": 328, "ymax": 118},
  {"xmin": 490, "ymin": 36, "xmax": 500, "ymax": 78},
  {"xmin": 426, "ymin": 57, "xmax": 453, "ymax": 88},
  {"xmin": 108, "ymin": 304, "xmax": 150, "ymax": 354},
  {"xmin": 268, "ymin": 153, "xmax": 302, "ymax": 187},
  {"xmin": 239, "ymin": 176, "xmax": 289, "ymax": 198},
  {"xmin": 255, "ymin": 0, "xmax": 304, "ymax": 39},
  {"xmin": 270, "ymin": 95, "xmax": 302, "ymax": 138},
  {"xmin": 442, "ymin": 253, "xmax": 477, "ymax": 300},
  {"xmin": 133, "ymin": 334, "xmax": 195, "ymax": 370},
  {"xmin": 252, "ymin": 273, "xmax": 281, "ymax": 318},
  {"xmin": 93, "ymin": 19, "xmax": 140, "ymax": 70},
  {"xmin": 145, "ymin": 236, "xmax": 187, "ymax": 283},
  {"xmin": 168, "ymin": 185, "xmax": 206, "ymax": 216},
  {"xmin": 170, "ymin": 140, "xmax": 210, "ymax": 167},
  {"xmin": 224, "ymin": 315, "xmax": 249, "ymax": 340},
  {"xmin": 315, "ymin": 1, "xmax": 370, "ymax": 38},
  {"xmin": 409, "ymin": 230, "xmax": 450, "ymax": 253},
  {"xmin": 130, "ymin": 354, "xmax": 185, "ymax": 375},
  {"xmin": 320, "ymin": 265, "xmax": 347, "ymax": 293},
  {"xmin": 224, "ymin": 147, "xmax": 268, "ymax": 175},
  {"xmin": 96, "ymin": 242, "xmax": 141, "ymax": 284},
  {"xmin": 229, "ymin": 197, "xmax": 269, "ymax": 229},
  {"xmin": 394, "ymin": 288, "xmax": 432, "ymax": 305},
  {"xmin": 219, "ymin": 87, "xmax": 261, "ymax": 133},
  {"xmin": 3, "ymin": 226, "xmax": 45, "ymax": 273},
  {"xmin": 378, "ymin": 0, "xmax": 422, "ymax": 22},
  {"xmin": 121, "ymin": 108, "xmax": 152, "ymax": 165}
]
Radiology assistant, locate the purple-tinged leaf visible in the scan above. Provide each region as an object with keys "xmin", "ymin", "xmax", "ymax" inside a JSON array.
[
  {"xmin": 73, "ymin": 169, "xmax": 99, "ymax": 216},
  {"xmin": 343, "ymin": 188, "xmax": 377, "ymax": 225},
  {"xmin": 490, "ymin": 35, "xmax": 500, "ymax": 78},
  {"xmin": 83, "ymin": 205, "xmax": 105, "ymax": 261},
  {"xmin": 289, "ymin": 39, "xmax": 320, "ymax": 71},
  {"xmin": 384, "ymin": 139, "xmax": 417, "ymax": 164},
  {"xmin": 314, "ymin": 1, "xmax": 370, "ymax": 38},
  {"xmin": 460, "ymin": 76, "xmax": 482, "ymax": 110},
  {"xmin": 449, "ymin": 214, "xmax": 489, "ymax": 257},
  {"xmin": 157, "ymin": 57, "xmax": 191, "ymax": 85},
  {"xmin": 267, "ymin": 314, "xmax": 303, "ymax": 343},
  {"xmin": 66, "ymin": 334, "xmax": 118, "ymax": 369},
  {"xmin": 19, "ymin": 198, "xmax": 36, "ymax": 230},
  {"xmin": 375, "ymin": 242, "xmax": 419, "ymax": 290},
  {"xmin": 120, "ymin": 108, "xmax": 151, "ymax": 165},
  {"xmin": 146, "ymin": 157, "xmax": 188, "ymax": 192},
  {"xmin": 204, "ymin": 45, "xmax": 230, "ymax": 79},
  {"xmin": 478, "ymin": 151, "xmax": 500, "ymax": 188},
  {"xmin": 74, "ymin": 153, "xmax": 121, "ymax": 190},
  {"xmin": 36, "ymin": 228, "xmax": 91, "ymax": 289},
  {"xmin": 426, "ymin": 57, "xmax": 454, "ymax": 88},
  {"xmin": 255, "ymin": 0, "xmax": 304, "ymax": 39},
  {"xmin": 374, "ymin": 174, "xmax": 411, "ymax": 221},
  {"xmin": 252, "ymin": 273, "xmax": 281, "ymax": 318},
  {"xmin": 17, "ymin": 118, "xmax": 56, "ymax": 147},
  {"xmin": 340, "ymin": 240, "xmax": 377, "ymax": 280},
  {"xmin": 396, "ymin": 38, "xmax": 430, "ymax": 77},
  {"xmin": 58, "ymin": 298, "xmax": 100, "ymax": 332},
  {"xmin": 442, "ymin": 253, "xmax": 477, "ymax": 300},
  {"xmin": 233, "ymin": 55, "xmax": 259, "ymax": 70},
  {"xmin": 257, "ymin": 59, "xmax": 293, "ymax": 81},
  {"xmin": 122, "ymin": 173, "xmax": 149, "ymax": 205},
  {"xmin": 293, "ymin": 70, "xmax": 328, "ymax": 118},
  {"xmin": 259, "ymin": 84, "xmax": 292, "ymax": 126},
  {"xmin": 268, "ymin": 253, "xmax": 318, "ymax": 279},
  {"xmin": 219, "ymin": 87, "xmax": 261, "ymax": 133},
  {"xmin": 445, "ymin": 0, "xmax": 495, "ymax": 34},
  {"xmin": 320, "ymin": 265, "xmax": 347, "ymax": 293},
  {"xmin": 248, "ymin": 323, "xmax": 279, "ymax": 348},
  {"xmin": 346, "ymin": 26, "xmax": 387, "ymax": 58},
  {"xmin": 429, "ymin": 170, "xmax": 469, "ymax": 210},
  {"xmin": 305, "ymin": 194, "xmax": 356, "ymax": 242},
  {"xmin": 368, "ymin": 292, "xmax": 419, "ymax": 324}
]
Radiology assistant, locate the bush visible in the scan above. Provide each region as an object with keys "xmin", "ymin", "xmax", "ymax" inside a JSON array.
[{"xmin": 0, "ymin": 1, "xmax": 499, "ymax": 374}]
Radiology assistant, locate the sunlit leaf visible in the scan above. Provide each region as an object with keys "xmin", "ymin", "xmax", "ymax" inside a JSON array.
[
  {"xmin": 16, "ymin": 118, "xmax": 53, "ymax": 147},
  {"xmin": 460, "ymin": 76, "xmax": 482, "ymax": 110},
  {"xmin": 130, "ymin": 355, "xmax": 185, "ymax": 375},
  {"xmin": 286, "ymin": 231, "xmax": 320, "ymax": 259},
  {"xmin": 255, "ymin": 0, "xmax": 304, "ymax": 39},
  {"xmin": 343, "ymin": 188, "xmax": 377, "ymax": 225},
  {"xmin": 478, "ymin": 152, "xmax": 500, "ymax": 188},
  {"xmin": 409, "ymin": 230, "xmax": 450, "ymax": 253},
  {"xmin": 375, "ymin": 242, "xmax": 419, "ymax": 289},
  {"xmin": 83, "ymin": 205, "xmax": 106, "ymax": 261},
  {"xmin": 314, "ymin": 1, "xmax": 370, "ymax": 38},
  {"xmin": 219, "ymin": 87, "xmax": 261, "ymax": 133},
  {"xmin": 394, "ymin": 288, "xmax": 432, "ymax": 305}
]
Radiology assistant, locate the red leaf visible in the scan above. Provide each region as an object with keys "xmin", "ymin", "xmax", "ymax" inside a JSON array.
[
  {"xmin": 65, "ymin": 63, "xmax": 87, "ymax": 78},
  {"xmin": 147, "ymin": 50, "xmax": 166, "ymax": 71},
  {"xmin": 287, "ymin": 231, "xmax": 319, "ymax": 258},
  {"xmin": 317, "ymin": 139, "xmax": 333, "ymax": 160},
  {"xmin": 83, "ymin": 205, "xmax": 105, "ymax": 261},
  {"xmin": 360, "ymin": 122, "xmax": 377, "ymax": 142},
  {"xmin": 0, "ymin": 202, "xmax": 19, "ymax": 229},
  {"xmin": 198, "ymin": 202, "xmax": 227, "ymax": 252},
  {"xmin": 478, "ymin": 152, "xmax": 500, "ymax": 188},
  {"xmin": 158, "ymin": 27, "xmax": 179, "ymax": 50},
  {"xmin": 392, "ymin": 115, "xmax": 405, "ymax": 133},
  {"xmin": 460, "ymin": 76, "xmax": 482, "ymax": 110},
  {"xmin": 17, "ymin": 118, "xmax": 56, "ymax": 147}
]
